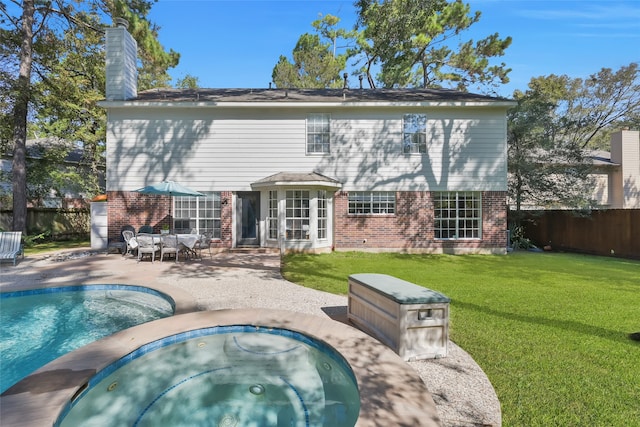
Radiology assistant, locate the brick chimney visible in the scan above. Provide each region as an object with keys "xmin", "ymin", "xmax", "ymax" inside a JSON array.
[{"xmin": 105, "ymin": 18, "xmax": 137, "ymax": 101}]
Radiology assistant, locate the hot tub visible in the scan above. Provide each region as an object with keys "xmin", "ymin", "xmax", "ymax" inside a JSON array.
[{"xmin": 1, "ymin": 309, "xmax": 441, "ymax": 427}]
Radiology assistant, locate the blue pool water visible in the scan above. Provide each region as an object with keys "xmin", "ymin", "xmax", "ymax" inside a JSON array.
[
  {"xmin": 57, "ymin": 326, "xmax": 360, "ymax": 427},
  {"xmin": 0, "ymin": 285, "xmax": 174, "ymax": 393}
]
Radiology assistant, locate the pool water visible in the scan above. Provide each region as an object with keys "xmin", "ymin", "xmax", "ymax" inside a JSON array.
[
  {"xmin": 57, "ymin": 327, "xmax": 360, "ymax": 427},
  {"xmin": 0, "ymin": 286, "xmax": 174, "ymax": 393}
]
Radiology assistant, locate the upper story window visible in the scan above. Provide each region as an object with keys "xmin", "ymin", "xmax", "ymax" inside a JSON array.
[
  {"xmin": 348, "ymin": 191, "xmax": 396, "ymax": 215},
  {"xmin": 307, "ymin": 113, "xmax": 330, "ymax": 154},
  {"xmin": 403, "ymin": 113, "xmax": 427, "ymax": 154}
]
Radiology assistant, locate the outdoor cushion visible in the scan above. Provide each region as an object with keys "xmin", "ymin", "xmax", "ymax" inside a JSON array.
[{"xmin": 0, "ymin": 231, "xmax": 23, "ymax": 266}]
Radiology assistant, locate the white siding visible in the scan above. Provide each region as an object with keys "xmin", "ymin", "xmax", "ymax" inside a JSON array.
[
  {"xmin": 105, "ymin": 27, "xmax": 137, "ymax": 101},
  {"xmin": 611, "ymin": 130, "xmax": 640, "ymax": 209},
  {"xmin": 106, "ymin": 106, "xmax": 508, "ymax": 192},
  {"xmin": 591, "ymin": 172, "xmax": 611, "ymax": 206}
]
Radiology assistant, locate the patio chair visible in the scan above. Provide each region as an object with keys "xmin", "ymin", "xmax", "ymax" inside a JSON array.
[
  {"xmin": 160, "ymin": 234, "xmax": 179, "ymax": 263},
  {"xmin": 138, "ymin": 225, "xmax": 154, "ymax": 234},
  {"xmin": 122, "ymin": 230, "xmax": 137, "ymax": 257},
  {"xmin": 194, "ymin": 232, "xmax": 214, "ymax": 260},
  {"xmin": 121, "ymin": 224, "xmax": 135, "ymax": 239},
  {"xmin": 107, "ymin": 224, "xmax": 134, "ymax": 255},
  {"xmin": 0, "ymin": 231, "xmax": 23, "ymax": 266},
  {"xmin": 137, "ymin": 233, "xmax": 159, "ymax": 263}
]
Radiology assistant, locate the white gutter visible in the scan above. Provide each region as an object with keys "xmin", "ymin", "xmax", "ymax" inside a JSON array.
[
  {"xmin": 251, "ymin": 180, "xmax": 343, "ymax": 190},
  {"xmin": 98, "ymin": 100, "xmax": 517, "ymax": 109}
]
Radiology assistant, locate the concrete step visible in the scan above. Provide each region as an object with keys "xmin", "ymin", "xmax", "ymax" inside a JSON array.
[{"xmin": 229, "ymin": 247, "xmax": 280, "ymax": 254}]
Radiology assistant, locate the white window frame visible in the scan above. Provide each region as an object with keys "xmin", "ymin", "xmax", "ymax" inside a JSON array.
[
  {"xmin": 348, "ymin": 192, "xmax": 396, "ymax": 215},
  {"xmin": 403, "ymin": 113, "xmax": 427, "ymax": 154},
  {"xmin": 317, "ymin": 190, "xmax": 327, "ymax": 239},
  {"xmin": 285, "ymin": 190, "xmax": 310, "ymax": 240},
  {"xmin": 267, "ymin": 190, "xmax": 278, "ymax": 240},
  {"xmin": 433, "ymin": 192, "xmax": 482, "ymax": 240},
  {"xmin": 306, "ymin": 113, "xmax": 331, "ymax": 154},
  {"xmin": 173, "ymin": 192, "xmax": 221, "ymax": 238}
]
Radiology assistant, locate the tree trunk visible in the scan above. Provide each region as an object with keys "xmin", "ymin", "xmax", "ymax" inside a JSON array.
[{"xmin": 12, "ymin": 0, "xmax": 35, "ymax": 233}]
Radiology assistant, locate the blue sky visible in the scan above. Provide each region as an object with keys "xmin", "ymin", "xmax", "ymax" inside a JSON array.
[{"xmin": 149, "ymin": 0, "xmax": 640, "ymax": 96}]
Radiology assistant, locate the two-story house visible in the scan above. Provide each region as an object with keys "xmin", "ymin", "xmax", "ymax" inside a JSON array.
[{"xmin": 100, "ymin": 22, "xmax": 515, "ymax": 254}]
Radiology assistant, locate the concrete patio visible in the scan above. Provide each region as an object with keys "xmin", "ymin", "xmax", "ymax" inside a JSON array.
[{"xmin": 0, "ymin": 249, "xmax": 501, "ymax": 426}]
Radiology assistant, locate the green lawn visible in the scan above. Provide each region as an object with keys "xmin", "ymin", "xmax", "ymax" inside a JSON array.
[
  {"xmin": 25, "ymin": 238, "xmax": 91, "ymax": 255},
  {"xmin": 282, "ymin": 251, "xmax": 640, "ymax": 426}
]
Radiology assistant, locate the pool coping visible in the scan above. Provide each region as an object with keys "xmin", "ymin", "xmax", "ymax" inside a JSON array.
[
  {"xmin": 1, "ymin": 308, "xmax": 441, "ymax": 426},
  {"xmin": 0, "ymin": 281, "xmax": 198, "ymax": 316}
]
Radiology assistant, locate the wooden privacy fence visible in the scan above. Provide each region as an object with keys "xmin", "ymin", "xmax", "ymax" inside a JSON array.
[
  {"xmin": 519, "ymin": 209, "xmax": 639, "ymax": 260},
  {"xmin": 0, "ymin": 208, "xmax": 90, "ymax": 240}
]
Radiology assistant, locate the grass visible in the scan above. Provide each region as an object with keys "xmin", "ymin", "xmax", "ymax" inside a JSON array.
[
  {"xmin": 281, "ymin": 251, "xmax": 640, "ymax": 426},
  {"xmin": 25, "ymin": 238, "xmax": 91, "ymax": 255}
]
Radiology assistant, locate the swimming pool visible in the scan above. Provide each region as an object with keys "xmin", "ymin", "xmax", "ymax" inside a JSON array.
[
  {"xmin": 57, "ymin": 326, "xmax": 360, "ymax": 427},
  {"xmin": 1, "ymin": 309, "xmax": 440, "ymax": 427},
  {"xmin": 0, "ymin": 285, "xmax": 174, "ymax": 393}
]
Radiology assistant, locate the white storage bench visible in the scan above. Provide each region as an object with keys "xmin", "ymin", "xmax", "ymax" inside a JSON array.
[{"xmin": 347, "ymin": 273, "xmax": 450, "ymax": 361}]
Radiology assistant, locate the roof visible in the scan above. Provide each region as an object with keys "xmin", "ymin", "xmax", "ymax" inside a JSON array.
[
  {"xmin": 128, "ymin": 87, "xmax": 514, "ymax": 106},
  {"xmin": 0, "ymin": 138, "xmax": 84, "ymax": 164},
  {"xmin": 251, "ymin": 171, "xmax": 342, "ymax": 189},
  {"xmin": 587, "ymin": 150, "xmax": 620, "ymax": 167},
  {"xmin": 27, "ymin": 138, "xmax": 83, "ymax": 162}
]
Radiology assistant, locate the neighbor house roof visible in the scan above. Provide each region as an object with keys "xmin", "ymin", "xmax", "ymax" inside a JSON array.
[
  {"xmin": 103, "ymin": 88, "xmax": 515, "ymax": 108},
  {"xmin": 1, "ymin": 138, "xmax": 84, "ymax": 163},
  {"xmin": 587, "ymin": 150, "xmax": 620, "ymax": 167},
  {"xmin": 26, "ymin": 138, "xmax": 83, "ymax": 163}
]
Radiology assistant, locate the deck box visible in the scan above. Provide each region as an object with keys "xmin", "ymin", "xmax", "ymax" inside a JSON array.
[{"xmin": 347, "ymin": 273, "xmax": 450, "ymax": 361}]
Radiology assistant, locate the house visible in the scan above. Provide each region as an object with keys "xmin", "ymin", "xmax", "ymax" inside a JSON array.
[
  {"xmin": 100, "ymin": 21, "xmax": 516, "ymax": 254},
  {"xmin": 589, "ymin": 129, "xmax": 640, "ymax": 209}
]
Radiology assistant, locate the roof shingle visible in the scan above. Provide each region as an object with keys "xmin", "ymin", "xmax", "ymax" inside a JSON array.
[{"xmin": 134, "ymin": 87, "xmax": 512, "ymax": 104}]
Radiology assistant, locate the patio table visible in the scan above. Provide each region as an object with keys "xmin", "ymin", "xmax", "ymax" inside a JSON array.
[
  {"xmin": 129, "ymin": 234, "xmax": 203, "ymax": 261},
  {"xmin": 175, "ymin": 234, "xmax": 202, "ymax": 259}
]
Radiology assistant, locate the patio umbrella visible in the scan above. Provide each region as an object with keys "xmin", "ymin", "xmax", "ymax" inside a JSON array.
[
  {"xmin": 134, "ymin": 180, "xmax": 205, "ymax": 198},
  {"xmin": 134, "ymin": 180, "xmax": 205, "ymax": 233}
]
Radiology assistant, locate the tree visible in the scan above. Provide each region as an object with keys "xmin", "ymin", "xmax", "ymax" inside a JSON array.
[
  {"xmin": 1, "ymin": 0, "xmax": 179, "ymax": 232},
  {"xmin": 507, "ymin": 90, "xmax": 594, "ymax": 226},
  {"xmin": 354, "ymin": 0, "xmax": 512, "ymax": 91},
  {"xmin": 508, "ymin": 63, "xmax": 640, "ymax": 225},
  {"xmin": 526, "ymin": 63, "xmax": 640, "ymax": 150},
  {"xmin": 272, "ymin": 14, "xmax": 353, "ymax": 88},
  {"xmin": 32, "ymin": 12, "xmax": 107, "ymax": 200},
  {"xmin": 21, "ymin": 138, "xmax": 87, "ymax": 207},
  {"xmin": 175, "ymin": 74, "xmax": 200, "ymax": 89},
  {"xmin": 6, "ymin": 0, "xmax": 34, "ymax": 233}
]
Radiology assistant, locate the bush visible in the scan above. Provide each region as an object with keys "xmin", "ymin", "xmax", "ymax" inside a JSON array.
[
  {"xmin": 509, "ymin": 224, "xmax": 537, "ymax": 250},
  {"xmin": 22, "ymin": 231, "xmax": 50, "ymax": 248}
]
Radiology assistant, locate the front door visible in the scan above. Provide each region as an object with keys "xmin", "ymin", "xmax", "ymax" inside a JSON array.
[{"xmin": 237, "ymin": 192, "xmax": 260, "ymax": 246}]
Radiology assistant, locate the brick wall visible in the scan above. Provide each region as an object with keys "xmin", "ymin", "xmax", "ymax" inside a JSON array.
[
  {"xmin": 108, "ymin": 190, "xmax": 507, "ymax": 253},
  {"xmin": 333, "ymin": 191, "xmax": 507, "ymax": 253},
  {"xmin": 107, "ymin": 191, "xmax": 170, "ymax": 240},
  {"xmin": 482, "ymin": 191, "xmax": 509, "ymax": 249},
  {"xmin": 211, "ymin": 191, "xmax": 233, "ymax": 249},
  {"xmin": 107, "ymin": 190, "xmax": 232, "ymax": 249}
]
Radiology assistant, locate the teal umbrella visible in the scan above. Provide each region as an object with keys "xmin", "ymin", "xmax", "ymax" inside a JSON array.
[
  {"xmin": 134, "ymin": 180, "xmax": 205, "ymax": 198},
  {"xmin": 134, "ymin": 181, "xmax": 205, "ymax": 232}
]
